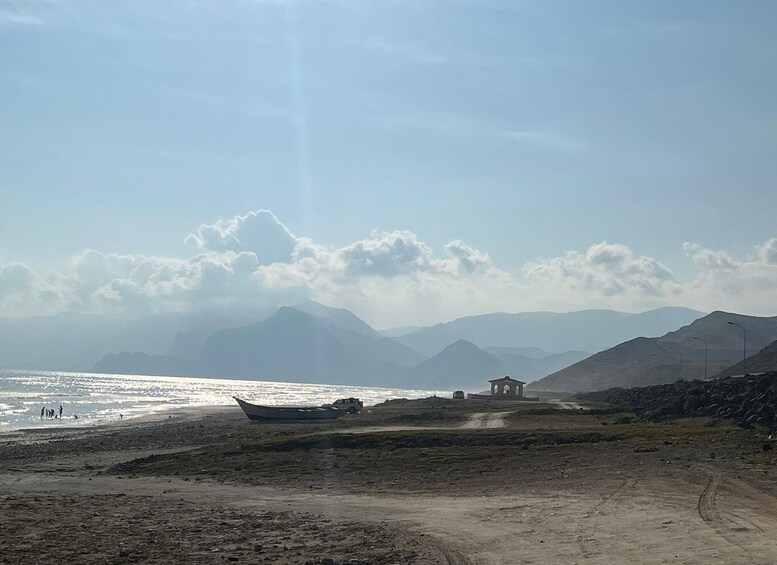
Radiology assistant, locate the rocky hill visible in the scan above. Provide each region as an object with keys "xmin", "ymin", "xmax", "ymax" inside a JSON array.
[{"xmin": 530, "ymin": 311, "xmax": 777, "ymax": 392}]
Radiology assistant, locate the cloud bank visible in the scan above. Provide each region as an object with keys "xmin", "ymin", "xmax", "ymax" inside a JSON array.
[{"xmin": 1, "ymin": 210, "xmax": 776, "ymax": 327}]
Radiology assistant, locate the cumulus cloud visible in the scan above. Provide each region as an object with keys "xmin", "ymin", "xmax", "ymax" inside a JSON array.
[
  {"xmin": 690, "ymin": 248, "xmax": 737, "ymax": 271},
  {"xmin": 2, "ymin": 208, "xmax": 777, "ymax": 326},
  {"xmin": 758, "ymin": 238, "xmax": 777, "ymax": 266},
  {"xmin": 0, "ymin": 261, "xmax": 64, "ymax": 316},
  {"xmin": 443, "ymin": 240, "xmax": 491, "ymax": 275},
  {"xmin": 339, "ymin": 230, "xmax": 432, "ymax": 278},
  {"xmin": 185, "ymin": 209, "xmax": 298, "ymax": 265},
  {"xmin": 522, "ymin": 241, "xmax": 679, "ymax": 299}
]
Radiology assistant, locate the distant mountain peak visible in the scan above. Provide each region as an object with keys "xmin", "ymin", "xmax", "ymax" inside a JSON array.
[
  {"xmin": 291, "ymin": 300, "xmax": 380, "ymax": 338},
  {"xmin": 446, "ymin": 339, "xmax": 481, "ymax": 350}
]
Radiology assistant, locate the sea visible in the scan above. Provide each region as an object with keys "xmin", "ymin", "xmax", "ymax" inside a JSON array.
[{"xmin": 0, "ymin": 370, "xmax": 447, "ymax": 431}]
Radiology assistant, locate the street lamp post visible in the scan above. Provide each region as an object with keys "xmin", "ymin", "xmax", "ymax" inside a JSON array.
[
  {"xmin": 693, "ymin": 337, "xmax": 708, "ymax": 380},
  {"xmin": 670, "ymin": 346, "xmax": 682, "ymax": 381},
  {"xmin": 727, "ymin": 321, "xmax": 747, "ymax": 375},
  {"xmin": 652, "ymin": 353, "xmax": 663, "ymax": 383}
]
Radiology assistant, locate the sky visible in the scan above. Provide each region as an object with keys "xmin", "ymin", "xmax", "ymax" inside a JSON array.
[{"xmin": 1, "ymin": 0, "xmax": 777, "ymax": 328}]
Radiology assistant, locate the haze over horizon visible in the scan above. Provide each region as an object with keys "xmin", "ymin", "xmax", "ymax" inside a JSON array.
[{"xmin": 2, "ymin": 1, "xmax": 777, "ymax": 328}]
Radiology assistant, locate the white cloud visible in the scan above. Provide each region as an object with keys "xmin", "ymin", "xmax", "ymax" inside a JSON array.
[
  {"xmin": 338, "ymin": 230, "xmax": 432, "ymax": 278},
  {"xmin": 758, "ymin": 238, "xmax": 777, "ymax": 266},
  {"xmin": 690, "ymin": 248, "xmax": 737, "ymax": 271},
  {"xmin": 0, "ymin": 261, "xmax": 64, "ymax": 316},
  {"xmin": 522, "ymin": 242, "xmax": 680, "ymax": 299},
  {"xmin": 2, "ymin": 209, "xmax": 777, "ymax": 326},
  {"xmin": 443, "ymin": 240, "xmax": 491, "ymax": 275},
  {"xmin": 185, "ymin": 209, "xmax": 298, "ymax": 265}
]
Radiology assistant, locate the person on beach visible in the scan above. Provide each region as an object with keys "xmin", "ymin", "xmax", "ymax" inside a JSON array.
[
  {"xmin": 40, "ymin": 407, "xmax": 45, "ymax": 419},
  {"xmin": 119, "ymin": 413, "xmax": 123, "ymax": 420},
  {"xmin": 59, "ymin": 405, "xmax": 63, "ymax": 418}
]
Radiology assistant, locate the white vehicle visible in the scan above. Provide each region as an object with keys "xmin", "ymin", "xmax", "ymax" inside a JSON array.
[{"xmin": 329, "ymin": 397, "xmax": 363, "ymax": 414}]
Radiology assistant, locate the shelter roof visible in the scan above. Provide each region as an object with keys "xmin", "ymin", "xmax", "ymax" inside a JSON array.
[{"xmin": 488, "ymin": 376, "xmax": 526, "ymax": 384}]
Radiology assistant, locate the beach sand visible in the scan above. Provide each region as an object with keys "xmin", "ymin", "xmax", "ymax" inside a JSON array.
[{"xmin": 3, "ymin": 398, "xmax": 777, "ymax": 564}]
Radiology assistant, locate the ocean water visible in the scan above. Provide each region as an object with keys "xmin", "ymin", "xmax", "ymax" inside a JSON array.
[{"xmin": 0, "ymin": 370, "xmax": 446, "ymax": 431}]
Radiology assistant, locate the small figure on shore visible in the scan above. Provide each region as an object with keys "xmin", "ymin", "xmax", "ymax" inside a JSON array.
[
  {"xmin": 40, "ymin": 407, "xmax": 45, "ymax": 419},
  {"xmin": 119, "ymin": 413, "xmax": 123, "ymax": 420},
  {"xmin": 59, "ymin": 405, "xmax": 63, "ymax": 418}
]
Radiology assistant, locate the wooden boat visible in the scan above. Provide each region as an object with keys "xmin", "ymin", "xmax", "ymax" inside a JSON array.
[{"xmin": 233, "ymin": 396, "xmax": 345, "ymax": 421}]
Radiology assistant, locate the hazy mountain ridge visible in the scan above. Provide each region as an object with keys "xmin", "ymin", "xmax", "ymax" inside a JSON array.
[
  {"xmin": 0, "ymin": 301, "xmax": 718, "ymax": 391},
  {"xmin": 0, "ymin": 306, "xmax": 274, "ymax": 371},
  {"xmin": 93, "ymin": 352, "xmax": 194, "ymax": 377},
  {"xmin": 293, "ymin": 299, "xmax": 382, "ymax": 339},
  {"xmin": 199, "ymin": 307, "xmax": 399, "ymax": 385},
  {"xmin": 395, "ymin": 307, "xmax": 705, "ymax": 356},
  {"xmin": 411, "ymin": 340, "xmax": 505, "ymax": 388}
]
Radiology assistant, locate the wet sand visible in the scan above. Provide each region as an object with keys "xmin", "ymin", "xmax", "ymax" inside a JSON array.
[{"xmin": 3, "ymin": 398, "xmax": 777, "ymax": 564}]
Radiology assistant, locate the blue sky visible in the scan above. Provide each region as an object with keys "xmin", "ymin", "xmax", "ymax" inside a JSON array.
[{"xmin": 1, "ymin": 1, "xmax": 777, "ymax": 325}]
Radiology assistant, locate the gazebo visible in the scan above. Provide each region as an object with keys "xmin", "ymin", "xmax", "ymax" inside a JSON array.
[{"xmin": 488, "ymin": 376, "xmax": 525, "ymax": 399}]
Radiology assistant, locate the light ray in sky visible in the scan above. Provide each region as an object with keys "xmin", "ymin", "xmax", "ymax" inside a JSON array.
[{"xmin": 284, "ymin": 1, "xmax": 313, "ymax": 234}]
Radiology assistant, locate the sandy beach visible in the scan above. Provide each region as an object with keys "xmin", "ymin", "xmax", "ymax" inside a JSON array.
[{"xmin": 3, "ymin": 398, "xmax": 777, "ymax": 564}]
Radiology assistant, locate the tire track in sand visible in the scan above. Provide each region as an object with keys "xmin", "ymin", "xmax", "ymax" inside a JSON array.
[
  {"xmin": 576, "ymin": 476, "xmax": 638, "ymax": 559},
  {"xmin": 695, "ymin": 471, "xmax": 772, "ymax": 562},
  {"xmin": 697, "ymin": 473, "xmax": 722, "ymax": 525}
]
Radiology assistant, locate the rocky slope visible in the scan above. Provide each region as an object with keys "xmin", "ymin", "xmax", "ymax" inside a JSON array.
[{"xmin": 578, "ymin": 372, "xmax": 777, "ymax": 428}]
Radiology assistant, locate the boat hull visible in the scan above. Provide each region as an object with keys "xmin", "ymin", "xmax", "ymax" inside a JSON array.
[{"xmin": 233, "ymin": 397, "xmax": 344, "ymax": 421}]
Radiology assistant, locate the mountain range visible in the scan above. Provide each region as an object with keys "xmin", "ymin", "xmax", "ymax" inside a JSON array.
[
  {"xmin": 2, "ymin": 301, "xmax": 710, "ymax": 391},
  {"xmin": 93, "ymin": 306, "xmax": 592, "ymax": 389},
  {"xmin": 393, "ymin": 307, "xmax": 704, "ymax": 356},
  {"xmin": 87, "ymin": 303, "xmax": 700, "ymax": 390}
]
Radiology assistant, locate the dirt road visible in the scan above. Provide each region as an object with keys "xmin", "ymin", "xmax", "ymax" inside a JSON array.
[
  {"xmin": 457, "ymin": 411, "xmax": 510, "ymax": 429},
  {"xmin": 4, "ymin": 463, "xmax": 777, "ymax": 564}
]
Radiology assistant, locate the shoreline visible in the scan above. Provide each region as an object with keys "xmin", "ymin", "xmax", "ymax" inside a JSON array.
[
  {"xmin": 0, "ymin": 404, "xmax": 234, "ymax": 439},
  {"xmin": 3, "ymin": 397, "xmax": 777, "ymax": 563}
]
